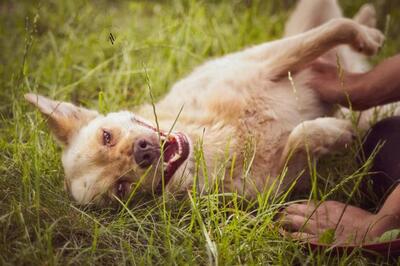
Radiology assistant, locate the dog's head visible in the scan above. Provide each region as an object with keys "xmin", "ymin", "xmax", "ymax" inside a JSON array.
[{"xmin": 25, "ymin": 93, "xmax": 191, "ymax": 206}]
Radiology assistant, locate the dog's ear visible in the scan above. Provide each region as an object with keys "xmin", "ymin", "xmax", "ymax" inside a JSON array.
[{"xmin": 25, "ymin": 93, "xmax": 99, "ymax": 146}]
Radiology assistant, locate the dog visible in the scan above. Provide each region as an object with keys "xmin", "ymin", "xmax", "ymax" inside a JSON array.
[{"xmin": 25, "ymin": 0, "xmax": 384, "ymax": 206}]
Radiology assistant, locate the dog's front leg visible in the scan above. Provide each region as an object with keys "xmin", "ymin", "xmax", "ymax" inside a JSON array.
[
  {"xmin": 251, "ymin": 18, "xmax": 383, "ymax": 78},
  {"xmin": 278, "ymin": 118, "xmax": 355, "ymax": 192},
  {"xmin": 273, "ymin": 18, "xmax": 384, "ymax": 77}
]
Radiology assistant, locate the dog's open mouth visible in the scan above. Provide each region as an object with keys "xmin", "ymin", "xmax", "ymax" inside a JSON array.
[
  {"xmin": 132, "ymin": 117, "xmax": 190, "ymax": 191},
  {"xmin": 160, "ymin": 132, "xmax": 190, "ymax": 187}
]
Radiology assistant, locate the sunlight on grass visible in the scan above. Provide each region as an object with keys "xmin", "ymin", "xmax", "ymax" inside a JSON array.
[{"xmin": 1, "ymin": 0, "xmax": 400, "ymax": 264}]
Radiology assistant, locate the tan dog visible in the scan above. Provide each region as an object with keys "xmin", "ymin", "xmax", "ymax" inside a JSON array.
[{"xmin": 25, "ymin": 0, "xmax": 384, "ymax": 206}]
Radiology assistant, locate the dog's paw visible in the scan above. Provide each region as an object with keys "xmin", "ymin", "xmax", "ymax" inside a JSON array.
[
  {"xmin": 354, "ymin": 4, "xmax": 377, "ymax": 28},
  {"xmin": 306, "ymin": 118, "xmax": 355, "ymax": 155},
  {"xmin": 328, "ymin": 119, "xmax": 355, "ymax": 150},
  {"xmin": 352, "ymin": 24, "xmax": 385, "ymax": 56},
  {"xmin": 287, "ymin": 118, "xmax": 355, "ymax": 157}
]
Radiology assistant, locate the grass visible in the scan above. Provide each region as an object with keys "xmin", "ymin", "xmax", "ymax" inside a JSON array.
[{"xmin": 1, "ymin": 0, "xmax": 400, "ymax": 264}]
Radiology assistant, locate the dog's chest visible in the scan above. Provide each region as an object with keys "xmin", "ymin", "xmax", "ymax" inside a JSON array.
[{"xmin": 156, "ymin": 70, "xmax": 329, "ymax": 142}]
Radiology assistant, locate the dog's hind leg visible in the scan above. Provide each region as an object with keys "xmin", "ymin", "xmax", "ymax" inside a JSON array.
[
  {"xmin": 278, "ymin": 117, "xmax": 355, "ymax": 192},
  {"xmin": 284, "ymin": 0, "xmax": 342, "ymax": 37}
]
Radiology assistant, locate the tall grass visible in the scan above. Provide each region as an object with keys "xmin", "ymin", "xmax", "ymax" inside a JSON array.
[{"xmin": 1, "ymin": 0, "xmax": 400, "ymax": 264}]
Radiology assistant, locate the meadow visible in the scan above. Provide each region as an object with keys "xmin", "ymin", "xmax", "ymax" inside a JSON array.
[{"xmin": 1, "ymin": 0, "xmax": 400, "ymax": 264}]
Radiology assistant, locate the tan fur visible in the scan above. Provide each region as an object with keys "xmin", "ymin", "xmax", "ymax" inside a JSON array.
[{"xmin": 25, "ymin": 0, "xmax": 384, "ymax": 205}]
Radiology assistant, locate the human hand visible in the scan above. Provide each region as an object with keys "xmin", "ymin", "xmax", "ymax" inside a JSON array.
[{"xmin": 280, "ymin": 200, "xmax": 379, "ymax": 245}]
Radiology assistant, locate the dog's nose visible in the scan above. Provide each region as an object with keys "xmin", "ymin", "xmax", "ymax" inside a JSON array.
[{"xmin": 133, "ymin": 137, "xmax": 159, "ymax": 168}]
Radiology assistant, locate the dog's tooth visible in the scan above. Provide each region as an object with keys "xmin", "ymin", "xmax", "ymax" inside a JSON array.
[
  {"xmin": 170, "ymin": 153, "xmax": 180, "ymax": 162},
  {"xmin": 177, "ymin": 137, "xmax": 182, "ymax": 149}
]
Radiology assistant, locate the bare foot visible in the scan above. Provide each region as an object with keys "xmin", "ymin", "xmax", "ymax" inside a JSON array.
[{"xmin": 280, "ymin": 201, "xmax": 397, "ymax": 245}]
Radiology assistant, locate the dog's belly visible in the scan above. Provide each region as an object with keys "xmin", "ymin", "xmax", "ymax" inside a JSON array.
[
  {"xmin": 231, "ymin": 76, "xmax": 331, "ymax": 196},
  {"xmin": 140, "ymin": 66, "xmax": 331, "ymax": 196},
  {"xmin": 156, "ymin": 67, "xmax": 330, "ymax": 152}
]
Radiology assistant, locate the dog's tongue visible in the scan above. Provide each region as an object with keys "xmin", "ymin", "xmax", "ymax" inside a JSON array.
[{"xmin": 163, "ymin": 136, "xmax": 177, "ymax": 163}]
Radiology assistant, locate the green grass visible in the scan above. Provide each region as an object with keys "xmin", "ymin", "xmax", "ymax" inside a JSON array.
[{"xmin": 1, "ymin": 0, "xmax": 400, "ymax": 264}]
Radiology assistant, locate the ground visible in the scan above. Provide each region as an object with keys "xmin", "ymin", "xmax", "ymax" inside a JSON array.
[{"xmin": 1, "ymin": 0, "xmax": 400, "ymax": 264}]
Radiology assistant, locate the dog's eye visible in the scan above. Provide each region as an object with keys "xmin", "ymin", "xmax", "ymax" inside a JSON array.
[{"xmin": 102, "ymin": 130, "xmax": 113, "ymax": 146}]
